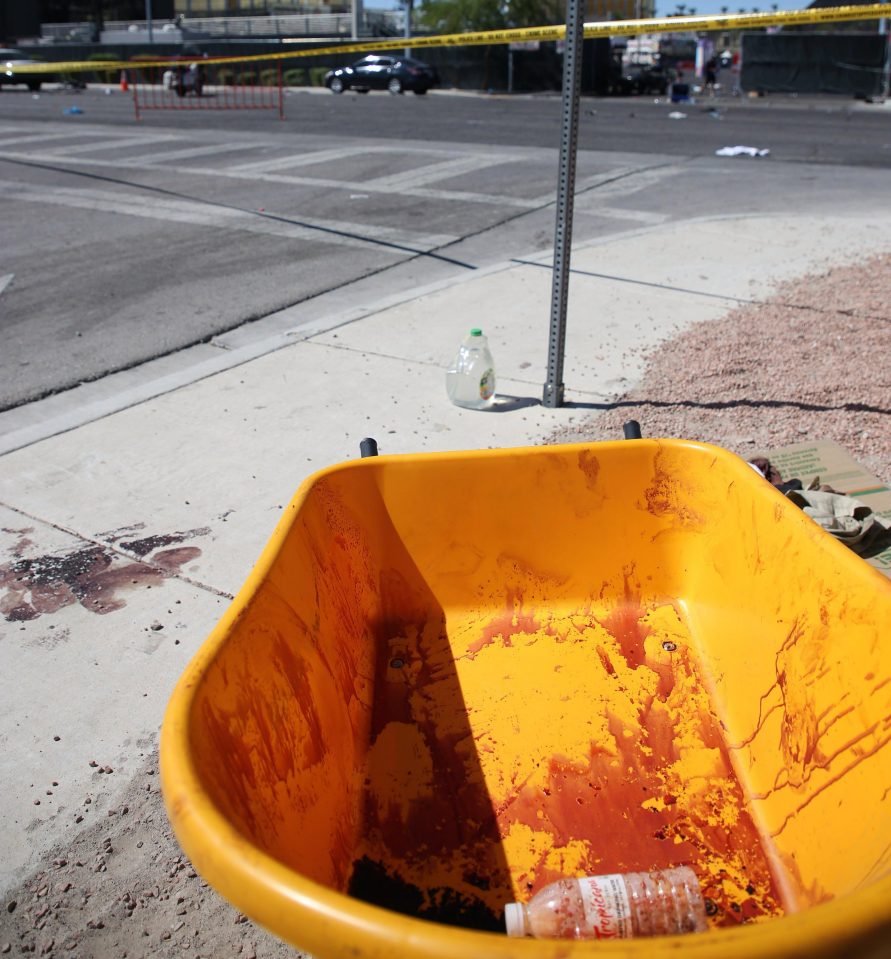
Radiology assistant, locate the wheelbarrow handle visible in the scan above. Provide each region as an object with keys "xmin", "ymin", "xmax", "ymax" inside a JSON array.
[
  {"xmin": 623, "ymin": 421, "xmax": 643, "ymax": 440},
  {"xmin": 360, "ymin": 437, "xmax": 379, "ymax": 458}
]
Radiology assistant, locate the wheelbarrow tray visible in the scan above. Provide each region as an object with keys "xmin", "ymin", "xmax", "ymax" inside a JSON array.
[{"xmin": 161, "ymin": 440, "xmax": 891, "ymax": 958}]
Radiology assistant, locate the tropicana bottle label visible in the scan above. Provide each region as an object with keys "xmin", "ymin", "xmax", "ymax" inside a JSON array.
[{"xmin": 578, "ymin": 874, "xmax": 633, "ymax": 939}]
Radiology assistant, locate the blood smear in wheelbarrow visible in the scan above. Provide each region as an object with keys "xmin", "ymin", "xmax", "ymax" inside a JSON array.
[{"xmin": 347, "ymin": 593, "xmax": 785, "ymax": 932}]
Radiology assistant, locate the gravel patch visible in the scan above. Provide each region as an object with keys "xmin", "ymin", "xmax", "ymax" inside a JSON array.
[
  {"xmin": 0, "ymin": 749, "xmax": 301, "ymax": 959},
  {"xmin": 548, "ymin": 252, "xmax": 891, "ymax": 486}
]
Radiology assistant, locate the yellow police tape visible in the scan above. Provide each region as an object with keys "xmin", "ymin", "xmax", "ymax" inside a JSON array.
[{"xmin": 11, "ymin": 3, "xmax": 891, "ymax": 74}]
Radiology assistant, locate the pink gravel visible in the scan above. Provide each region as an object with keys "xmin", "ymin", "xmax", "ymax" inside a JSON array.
[{"xmin": 549, "ymin": 252, "xmax": 891, "ymax": 486}]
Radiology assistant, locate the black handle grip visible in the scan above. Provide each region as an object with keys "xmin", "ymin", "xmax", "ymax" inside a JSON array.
[
  {"xmin": 359, "ymin": 437, "xmax": 379, "ymax": 458},
  {"xmin": 623, "ymin": 421, "xmax": 642, "ymax": 440}
]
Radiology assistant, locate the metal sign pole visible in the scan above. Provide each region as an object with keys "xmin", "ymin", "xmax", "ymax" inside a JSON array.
[
  {"xmin": 542, "ymin": 0, "xmax": 584, "ymax": 409},
  {"xmin": 882, "ymin": 17, "xmax": 891, "ymax": 97}
]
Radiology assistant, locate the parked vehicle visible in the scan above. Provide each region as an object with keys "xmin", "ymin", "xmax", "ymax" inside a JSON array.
[
  {"xmin": 0, "ymin": 48, "xmax": 55, "ymax": 92},
  {"xmin": 325, "ymin": 55, "xmax": 440, "ymax": 95},
  {"xmin": 629, "ymin": 64, "xmax": 669, "ymax": 95},
  {"xmin": 610, "ymin": 62, "xmax": 669, "ymax": 96}
]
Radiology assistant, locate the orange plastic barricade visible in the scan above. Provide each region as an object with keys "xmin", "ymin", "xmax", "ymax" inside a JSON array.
[{"xmin": 161, "ymin": 440, "xmax": 891, "ymax": 958}]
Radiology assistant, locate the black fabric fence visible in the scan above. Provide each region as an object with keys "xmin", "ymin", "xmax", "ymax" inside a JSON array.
[{"xmin": 741, "ymin": 32, "xmax": 888, "ymax": 97}]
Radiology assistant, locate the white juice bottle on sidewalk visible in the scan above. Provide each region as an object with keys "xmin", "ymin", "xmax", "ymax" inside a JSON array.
[
  {"xmin": 504, "ymin": 866, "xmax": 708, "ymax": 940},
  {"xmin": 446, "ymin": 328, "xmax": 496, "ymax": 410}
]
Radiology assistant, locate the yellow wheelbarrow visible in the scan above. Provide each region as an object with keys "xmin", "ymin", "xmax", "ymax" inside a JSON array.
[{"xmin": 161, "ymin": 437, "xmax": 891, "ymax": 958}]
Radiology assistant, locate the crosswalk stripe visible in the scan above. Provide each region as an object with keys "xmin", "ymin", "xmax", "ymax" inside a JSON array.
[
  {"xmin": 591, "ymin": 207, "xmax": 668, "ymax": 224},
  {"xmin": 227, "ymin": 145, "xmax": 393, "ymax": 173},
  {"xmin": 0, "ymin": 131, "xmax": 109, "ymax": 148},
  {"xmin": 401, "ymin": 185, "xmax": 539, "ymax": 208},
  {"xmin": 37, "ymin": 134, "xmax": 180, "ymax": 156},
  {"xmin": 366, "ymin": 154, "xmax": 517, "ymax": 191},
  {"xmin": 0, "ymin": 149, "xmax": 539, "ymax": 209},
  {"xmin": 0, "ymin": 138, "xmax": 677, "ymax": 215},
  {"xmin": 0, "ymin": 179, "xmax": 459, "ymax": 252},
  {"xmin": 131, "ymin": 141, "xmax": 278, "ymax": 165},
  {"xmin": 194, "ymin": 166, "xmax": 542, "ymax": 208},
  {"xmin": 227, "ymin": 144, "xmax": 461, "ymax": 174}
]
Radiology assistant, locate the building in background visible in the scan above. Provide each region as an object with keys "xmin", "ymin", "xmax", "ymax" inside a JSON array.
[
  {"xmin": 172, "ymin": 0, "xmax": 349, "ymax": 12},
  {"xmin": 1, "ymin": 0, "xmax": 174, "ymax": 42},
  {"xmin": 2, "ymin": 0, "xmax": 655, "ymax": 44},
  {"xmin": 0, "ymin": 0, "xmax": 348, "ymax": 44}
]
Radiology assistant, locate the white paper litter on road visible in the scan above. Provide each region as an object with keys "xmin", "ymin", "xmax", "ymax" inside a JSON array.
[
  {"xmin": 668, "ymin": 111, "xmax": 687, "ymax": 119},
  {"xmin": 716, "ymin": 145, "xmax": 770, "ymax": 157}
]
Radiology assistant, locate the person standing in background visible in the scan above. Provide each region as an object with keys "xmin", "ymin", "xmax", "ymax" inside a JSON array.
[{"xmin": 704, "ymin": 55, "xmax": 718, "ymax": 96}]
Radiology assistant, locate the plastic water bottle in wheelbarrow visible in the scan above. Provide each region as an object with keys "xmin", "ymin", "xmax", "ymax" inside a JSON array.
[{"xmin": 504, "ymin": 866, "xmax": 708, "ymax": 940}]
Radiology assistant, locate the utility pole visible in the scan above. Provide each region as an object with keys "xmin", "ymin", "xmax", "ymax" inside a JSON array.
[
  {"xmin": 146, "ymin": 0, "xmax": 154, "ymax": 43},
  {"xmin": 92, "ymin": 0, "xmax": 104, "ymax": 43},
  {"xmin": 352, "ymin": 0, "xmax": 363, "ymax": 40},
  {"xmin": 542, "ymin": 0, "xmax": 584, "ymax": 408},
  {"xmin": 404, "ymin": 0, "xmax": 413, "ymax": 58},
  {"xmin": 881, "ymin": 17, "xmax": 891, "ymax": 98}
]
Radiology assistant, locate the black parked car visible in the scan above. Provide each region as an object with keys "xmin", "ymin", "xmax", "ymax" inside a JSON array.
[
  {"xmin": 609, "ymin": 62, "xmax": 669, "ymax": 96},
  {"xmin": 325, "ymin": 55, "xmax": 440, "ymax": 95},
  {"xmin": 0, "ymin": 48, "xmax": 55, "ymax": 92}
]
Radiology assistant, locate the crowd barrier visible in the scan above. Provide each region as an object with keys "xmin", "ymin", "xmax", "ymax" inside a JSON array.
[{"xmin": 127, "ymin": 58, "xmax": 285, "ymax": 121}]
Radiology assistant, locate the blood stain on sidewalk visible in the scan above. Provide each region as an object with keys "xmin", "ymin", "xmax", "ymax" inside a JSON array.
[{"xmin": 0, "ymin": 529, "xmax": 205, "ymax": 622}]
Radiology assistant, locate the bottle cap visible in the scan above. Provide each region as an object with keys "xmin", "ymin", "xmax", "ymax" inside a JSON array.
[
  {"xmin": 504, "ymin": 902, "xmax": 526, "ymax": 937},
  {"xmin": 469, "ymin": 328, "xmax": 483, "ymax": 336}
]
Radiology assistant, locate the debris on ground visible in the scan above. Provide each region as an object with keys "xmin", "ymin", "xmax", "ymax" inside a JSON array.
[{"xmin": 716, "ymin": 145, "xmax": 769, "ymax": 157}]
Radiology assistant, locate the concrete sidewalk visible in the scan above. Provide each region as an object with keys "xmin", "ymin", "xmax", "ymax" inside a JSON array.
[{"xmin": 2, "ymin": 209, "xmax": 891, "ymax": 897}]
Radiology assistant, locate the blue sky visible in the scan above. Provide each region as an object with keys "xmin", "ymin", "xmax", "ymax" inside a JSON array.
[{"xmin": 364, "ymin": 0, "xmax": 811, "ymax": 16}]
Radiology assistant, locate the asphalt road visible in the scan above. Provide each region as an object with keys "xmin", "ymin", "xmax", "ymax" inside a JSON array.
[{"xmin": 1, "ymin": 85, "xmax": 890, "ymax": 412}]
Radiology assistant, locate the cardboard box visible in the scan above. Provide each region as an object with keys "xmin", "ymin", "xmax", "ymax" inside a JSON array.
[{"xmin": 756, "ymin": 440, "xmax": 891, "ymax": 579}]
